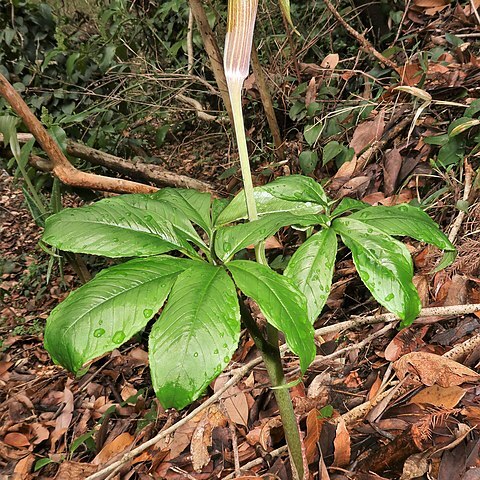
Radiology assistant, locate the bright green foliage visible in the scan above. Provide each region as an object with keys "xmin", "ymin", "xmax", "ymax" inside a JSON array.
[
  {"xmin": 333, "ymin": 218, "xmax": 421, "ymax": 327},
  {"xmin": 284, "ymin": 228, "xmax": 337, "ymax": 323},
  {"xmin": 44, "ymin": 256, "xmax": 190, "ymax": 373},
  {"xmin": 42, "ymin": 176, "xmax": 454, "ymax": 409},
  {"xmin": 227, "ymin": 261, "xmax": 315, "ymax": 372},
  {"xmin": 149, "ymin": 263, "xmax": 240, "ymax": 409}
]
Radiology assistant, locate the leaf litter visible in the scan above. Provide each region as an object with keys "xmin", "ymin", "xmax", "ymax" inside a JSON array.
[{"xmin": 1, "ymin": 2, "xmax": 480, "ymax": 479}]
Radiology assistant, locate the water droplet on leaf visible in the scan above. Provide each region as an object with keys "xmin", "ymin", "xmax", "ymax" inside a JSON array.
[
  {"xmin": 93, "ymin": 328, "xmax": 105, "ymax": 338},
  {"xmin": 193, "ymin": 352, "xmax": 199, "ymax": 357},
  {"xmin": 223, "ymin": 242, "xmax": 232, "ymax": 251},
  {"xmin": 385, "ymin": 293, "xmax": 395, "ymax": 301},
  {"xmin": 143, "ymin": 308, "xmax": 153, "ymax": 318},
  {"xmin": 112, "ymin": 331, "xmax": 126, "ymax": 344}
]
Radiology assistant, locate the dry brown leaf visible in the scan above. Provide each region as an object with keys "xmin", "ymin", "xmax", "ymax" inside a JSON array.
[
  {"xmin": 215, "ymin": 377, "xmax": 249, "ymax": 427},
  {"xmin": 385, "ymin": 326, "xmax": 429, "ymax": 362},
  {"xmin": 400, "ymin": 452, "xmax": 430, "ymax": 480},
  {"xmin": 13, "ymin": 454, "xmax": 35, "ymax": 479},
  {"xmin": 332, "ymin": 158, "xmax": 357, "ymax": 183},
  {"xmin": 413, "ymin": 0, "xmax": 448, "ymax": 7},
  {"xmin": 368, "ymin": 374, "xmax": 382, "ymax": 401},
  {"xmin": 31, "ymin": 423, "xmax": 50, "ymax": 445},
  {"xmin": 304, "ymin": 409, "xmax": 323, "ymax": 464},
  {"xmin": 393, "ymin": 352, "xmax": 480, "ymax": 386},
  {"xmin": 50, "ymin": 387, "xmax": 74, "ymax": 451},
  {"xmin": 349, "ymin": 110, "xmax": 385, "ymax": 154},
  {"xmin": 409, "ymin": 385, "xmax": 466, "ymax": 408},
  {"xmin": 247, "ymin": 236, "xmax": 282, "ymax": 250},
  {"xmin": 246, "ymin": 417, "xmax": 283, "ymax": 450},
  {"xmin": 92, "ymin": 432, "xmax": 134, "ymax": 465},
  {"xmin": 383, "ymin": 148, "xmax": 403, "ymax": 196},
  {"xmin": 54, "ymin": 461, "xmax": 98, "ymax": 479},
  {"xmin": 191, "ymin": 405, "xmax": 227, "ymax": 472},
  {"xmin": 332, "ymin": 418, "xmax": 351, "ymax": 467},
  {"xmin": 321, "ymin": 53, "xmax": 340, "ymax": 70},
  {"xmin": 3, "ymin": 433, "xmax": 30, "ymax": 448},
  {"xmin": 337, "ymin": 176, "xmax": 370, "ymax": 199},
  {"xmin": 305, "ymin": 77, "xmax": 318, "ymax": 107}
]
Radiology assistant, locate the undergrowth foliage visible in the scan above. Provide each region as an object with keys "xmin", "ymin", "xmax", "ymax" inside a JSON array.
[{"xmin": 41, "ymin": 175, "xmax": 455, "ymax": 409}]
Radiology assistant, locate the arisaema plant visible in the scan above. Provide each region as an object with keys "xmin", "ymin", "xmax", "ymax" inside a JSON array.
[{"xmin": 40, "ymin": 1, "xmax": 455, "ymax": 479}]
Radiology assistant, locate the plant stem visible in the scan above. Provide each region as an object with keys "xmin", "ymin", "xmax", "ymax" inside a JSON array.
[
  {"xmin": 240, "ymin": 302, "xmax": 305, "ymax": 480},
  {"xmin": 229, "ymin": 70, "xmax": 304, "ymax": 479},
  {"xmin": 228, "ymin": 78, "xmax": 258, "ymax": 221}
]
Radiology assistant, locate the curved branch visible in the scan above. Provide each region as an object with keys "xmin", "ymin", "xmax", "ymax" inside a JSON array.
[{"xmin": 0, "ymin": 73, "xmax": 157, "ymax": 194}]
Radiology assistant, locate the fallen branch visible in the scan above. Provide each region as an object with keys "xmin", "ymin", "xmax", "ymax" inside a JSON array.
[
  {"xmin": 0, "ymin": 73, "xmax": 157, "ymax": 195},
  {"xmin": 85, "ymin": 303, "xmax": 480, "ymax": 480},
  {"xmin": 4, "ymin": 133, "xmax": 215, "ymax": 193}
]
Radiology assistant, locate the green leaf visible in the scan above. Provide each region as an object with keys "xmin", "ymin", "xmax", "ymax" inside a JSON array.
[
  {"xmin": 284, "ymin": 228, "xmax": 337, "ymax": 322},
  {"xmin": 227, "ymin": 260, "xmax": 315, "ymax": 372},
  {"xmin": 215, "ymin": 212, "xmax": 325, "ymax": 262},
  {"xmin": 436, "ymin": 137, "xmax": 464, "ymax": 167},
  {"xmin": 120, "ymin": 194, "xmax": 207, "ymax": 251},
  {"xmin": 260, "ymin": 175, "xmax": 329, "ymax": 206},
  {"xmin": 149, "ymin": 263, "xmax": 240, "ymax": 409},
  {"xmin": 350, "ymin": 203, "xmax": 456, "ymax": 269},
  {"xmin": 44, "ymin": 256, "xmax": 190, "ymax": 373},
  {"xmin": 333, "ymin": 218, "xmax": 421, "ymax": 327},
  {"xmin": 331, "ymin": 198, "xmax": 368, "ymax": 218},
  {"xmin": 299, "ymin": 150, "xmax": 319, "ymax": 175},
  {"xmin": 43, "ymin": 195, "xmax": 198, "ymax": 258},
  {"xmin": 278, "ymin": 0, "xmax": 295, "ymax": 27},
  {"xmin": 465, "ymin": 99, "xmax": 480, "ymax": 118},
  {"xmin": 152, "ymin": 188, "xmax": 212, "ymax": 235},
  {"xmin": 322, "ymin": 141, "xmax": 344, "ymax": 164},
  {"xmin": 215, "ymin": 187, "xmax": 325, "ymax": 226},
  {"xmin": 304, "ymin": 123, "xmax": 322, "ymax": 146},
  {"xmin": 34, "ymin": 458, "xmax": 55, "ymax": 472}
]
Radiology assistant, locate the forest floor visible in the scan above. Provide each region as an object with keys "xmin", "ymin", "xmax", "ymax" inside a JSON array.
[{"xmin": 2, "ymin": 2, "xmax": 480, "ymax": 480}]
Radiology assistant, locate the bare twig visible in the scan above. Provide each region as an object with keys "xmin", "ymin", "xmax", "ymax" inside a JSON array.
[
  {"xmin": 355, "ymin": 110, "xmax": 412, "ymax": 173},
  {"xmin": 322, "ymin": 0, "xmax": 398, "ymax": 70},
  {"xmin": 223, "ymin": 445, "xmax": 289, "ymax": 479},
  {"xmin": 448, "ymin": 160, "xmax": 474, "ymax": 244},
  {"xmin": 175, "ymin": 93, "xmax": 218, "ymax": 122},
  {"xmin": 187, "ymin": 7, "xmax": 195, "ymax": 75},
  {"xmin": 250, "ymin": 44, "xmax": 285, "ymax": 160},
  {"xmin": 470, "ymin": 0, "xmax": 480, "ymax": 25},
  {"xmin": 0, "ymin": 73, "xmax": 157, "ymax": 195}
]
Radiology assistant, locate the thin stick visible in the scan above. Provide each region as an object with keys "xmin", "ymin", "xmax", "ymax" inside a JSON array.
[
  {"xmin": 322, "ymin": 0, "xmax": 398, "ymax": 70},
  {"xmin": 250, "ymin": 45, "xmax": 285, "ymax": 160},
  {"xmin": 187, "ymin": 8, "xmax": 195, "ymax": 75},
  {"xmin": 0, "ymin": 73, "xmax": 157, "ymax": 195},
  {"xmin": 448, "ymin": 160, "xmax": 473, "ymax": 243},
  {"xmin": 223, "ymin": 445, "xmax": 288, "ymax": 479},
  {"xmin": 336, "ymin": 332, "xmax": 480, "ymax": 426},
  {"xmin": 470, "ymin": 0, "xmax": 480, "ymax": 25},
  {"xmin": 189, "ymin": 0, "xmax": 234, "ymax": 124}
]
